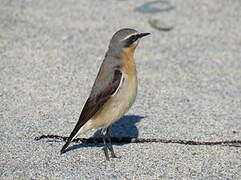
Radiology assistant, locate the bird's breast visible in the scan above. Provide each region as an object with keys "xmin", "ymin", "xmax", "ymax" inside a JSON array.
[{"xmin": 115, "ymin": 72, "xmax": 137, "ymax": 108}]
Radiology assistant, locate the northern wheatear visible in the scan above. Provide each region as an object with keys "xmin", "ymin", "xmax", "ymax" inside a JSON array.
[{"xmin": 61, "ymin": 28, "xmax": 150, "ymax": 160}]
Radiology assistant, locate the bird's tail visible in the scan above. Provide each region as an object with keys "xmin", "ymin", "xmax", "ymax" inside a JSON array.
[
  {"xmin": 60, "ymin": 118, "xmax": 92, "ymax": 154},
  {"xmin": 60, "ymin": 137, "xmax": 73, "ymax": 154},
  {"xmin": 60, "ymin": 126, "xmax": 80, "ymax": 154},
  {"xmin": 60, "ymin": 121, "xmax": 89, "ymax": 154}
]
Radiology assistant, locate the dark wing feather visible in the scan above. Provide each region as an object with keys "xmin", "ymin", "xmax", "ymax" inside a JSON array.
[{"xmin": 61, "ymin": 69, "xmax": 122, "ymax": 154}]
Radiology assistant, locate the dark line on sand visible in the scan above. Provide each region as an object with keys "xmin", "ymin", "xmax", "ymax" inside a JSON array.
[{"xmin": 35, "ymin": 134, "xmax": 241, "ymax": 147}]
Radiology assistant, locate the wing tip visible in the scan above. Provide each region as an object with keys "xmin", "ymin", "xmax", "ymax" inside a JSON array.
[{"xmin": 60, "ymin": 141, "xmax": 71, "ymax": 155}]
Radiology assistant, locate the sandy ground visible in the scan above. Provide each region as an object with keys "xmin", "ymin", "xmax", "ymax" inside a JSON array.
[{"xmin": 0, "ymin": 0, "xmax": 241, "ymax": 179}]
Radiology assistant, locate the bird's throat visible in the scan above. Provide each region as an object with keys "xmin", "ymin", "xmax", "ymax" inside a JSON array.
[{"xmin": 120, "ymin": 48, "xmax": 136, "ymax": 75}]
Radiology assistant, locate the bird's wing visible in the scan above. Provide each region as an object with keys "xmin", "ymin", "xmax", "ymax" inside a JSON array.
[{"xmin": 61, "ymin": 69, "xmax": 123, "ymax": 153}]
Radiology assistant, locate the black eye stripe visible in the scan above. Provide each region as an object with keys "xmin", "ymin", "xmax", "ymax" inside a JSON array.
[
  {"xmin": 124, "ymin": 35, "xmax": 138, "ymax": 47},
  {"xmin": 131, "ymin": 35, "xmax": 138, "ymax": 41}
]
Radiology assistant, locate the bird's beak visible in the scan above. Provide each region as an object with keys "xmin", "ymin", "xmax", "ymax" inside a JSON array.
[{"xmin": 137, "ymin": 33, "xmax": 151, "ymax": 39}]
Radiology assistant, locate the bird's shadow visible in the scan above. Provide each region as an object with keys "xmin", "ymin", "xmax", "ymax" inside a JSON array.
[{"xmin": 65, "ymin": 115, "xmax": 145, "ymax": 153}]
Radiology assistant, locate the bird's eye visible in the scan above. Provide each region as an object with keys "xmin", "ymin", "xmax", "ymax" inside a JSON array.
[{"xmin": 130, "ymin": 35, "xmax": 138, "ymax": 41}]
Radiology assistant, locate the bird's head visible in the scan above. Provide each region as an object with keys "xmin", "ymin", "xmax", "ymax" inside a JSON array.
[{"xmin": 108, "ymin": 28, "xmax": 150, "ymax": 56}]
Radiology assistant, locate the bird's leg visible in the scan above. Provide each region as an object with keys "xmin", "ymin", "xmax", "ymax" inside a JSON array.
[
  {"xmin": 103, "ymin": 128, "xmax": 116, "ymax": 158},
  {"xmin": 102, "ymin": 128, "xmax": 110, "ymax": 161},
  {"xmin": 102, "ymin": 128, "xmax": 117, "ymax": 160},
  {"xmin": 105, "ymin": 128, "xmax": 117, "ymax": 158}
]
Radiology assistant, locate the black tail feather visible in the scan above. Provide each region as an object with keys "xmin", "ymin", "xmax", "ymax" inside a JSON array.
[{"xmin": 60, "ymin": 138, "xmax": 72, "ymax": 154}]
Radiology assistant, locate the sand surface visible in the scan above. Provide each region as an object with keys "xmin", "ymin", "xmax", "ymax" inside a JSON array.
[{"xmin": 0, "ymin": 0, "xmax": 241, "ymax": 179}]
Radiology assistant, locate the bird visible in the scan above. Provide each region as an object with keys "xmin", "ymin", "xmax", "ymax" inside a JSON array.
[{"xmin": 60, "ymin": 28, "xmax": 150, "ymax": 160}]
